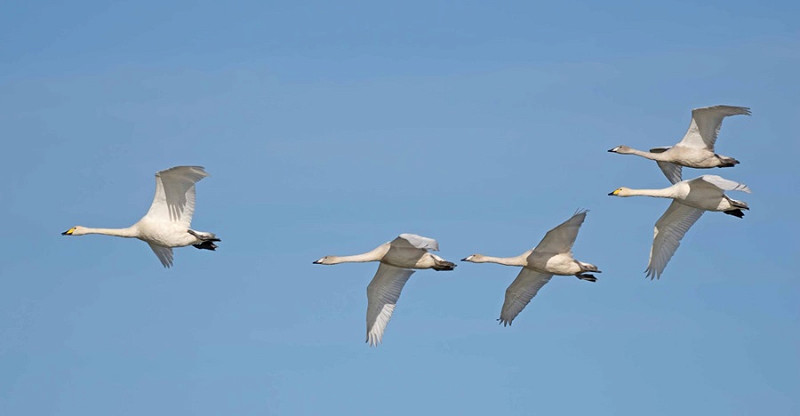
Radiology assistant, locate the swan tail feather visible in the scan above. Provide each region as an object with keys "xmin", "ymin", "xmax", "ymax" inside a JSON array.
[
  {"xmin": 188, "ymin": 229, "xmax": 221, "ymax": 242},
  {"xmin": 716, "ymin": 155, "xmax": 740, "ymax": 167},
  {"xmin": 724, "ymin": 196, "xmax": 749, "ymax": 218},
  {"xmin": 578, "ymin": 261, "xmax": 600, "ymax": 273},
  {"xmin": 432, "ymin": 259, "xmax": 456, "ymax": 271},
  {"xmin": 188, "ymin": 229, "xmax": 221, "ymax": 250}
]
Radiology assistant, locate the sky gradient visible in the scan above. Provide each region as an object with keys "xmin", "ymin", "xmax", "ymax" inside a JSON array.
[{"xmin": 1, "ymin": 1, "xmax": 799, "ymax": 415}]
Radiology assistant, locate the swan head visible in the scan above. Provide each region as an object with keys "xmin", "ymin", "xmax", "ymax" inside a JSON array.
[
  {"xmin": 62, "ymin": 226, "xmax": 88, "ymax": 236},
  {"xmin": 461, "ymin": 254, "xmax": 483, "ymax": 262},
  {"xmin": 608, "ymin": 145, "xmax": 632, "ymax": 154},
  {"xmin": 608, "ymin": 187, "xmax": 632, "ymax": 197},
  {"xmin": 313, "ymin": 256, "xmax": 336, "ymax": 265}
]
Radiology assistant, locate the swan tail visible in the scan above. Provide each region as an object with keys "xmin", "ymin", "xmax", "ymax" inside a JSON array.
[
  {"xmin": 716, "ymin": 155, "xmax": 740, "ymax": 167},
  {"xmin": 188, "ymin": 229, "xmax": 221, "ymax": 242},
  {"xmin": 729, "ymin": 198, "xmax": 749, "ymax": 210},
  {"xmin": 724, "ymin": 197, "xmax": 749, "ymax": 218},
  {"xmin": 432, "ymin": 259, "xmax": 456, "ymax": 271},
  {"xmin": 577, "ymin": 261, "xmax": 600, "ymax": 273},
  {"xmin": 188, "ymin": 229, "xmax": 221, "ymax": 250}
]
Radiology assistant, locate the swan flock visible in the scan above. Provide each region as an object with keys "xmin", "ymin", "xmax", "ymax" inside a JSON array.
[{"xmin": 62, "ymin": 104, "xmax": 752, "ymax": 345}]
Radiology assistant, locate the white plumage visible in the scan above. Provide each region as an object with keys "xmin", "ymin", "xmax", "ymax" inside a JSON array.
[
  {"xmin": 62, "ymin": 166, "xmax": 219, "ymax": 268},
  {"xmin": 609, "ymin": 175, "xmax": 751, "ymax": 279},
  {"xmin": 313, "ymin": 234, "xmax": 456, "ymax": 346},
  {"xmin": 462, "ymin": 211, "xmax": 599, "ymax": 326},
  {"xmin": 609, "ymin": 105, "xmax": 751, "ymax": 184}
]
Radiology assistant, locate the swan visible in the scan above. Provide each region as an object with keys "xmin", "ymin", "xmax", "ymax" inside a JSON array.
[
  {"xmin": 62, "ymin": 166, "xmax": 220, "ymax": 268},
  {"xmin": 609, "ymin": 105, "xmax": 751, "ymax": 184},
  {"xmin": 462, "ymin": 211, "xmax": 599, "ymax": 326},
  {"xmin": 608, "ymin": 175, "xmax": 751, "ymax": 279},
  {"xmin": 313, "ymin": 234, "xmax": 456, "ymax": 346}
]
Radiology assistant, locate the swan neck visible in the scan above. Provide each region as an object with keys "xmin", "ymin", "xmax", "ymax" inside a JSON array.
[
  {"xmin": 626, "ymin": 148, "xmax": 665, "ymax": 161},
  {"xmin": 326, "ymin": 247, "xmax": 384, "ymax": 264},
  {"xmin": 626, "ymin": 188, "xmax": 674, "ymax": 198},
  {"xmin": 82, "ymin": 226, "xmax": 138, "ymax": 238},
  {"xmin": 474, "ymin": 255, "xmax": 527, "ymax": 267}
]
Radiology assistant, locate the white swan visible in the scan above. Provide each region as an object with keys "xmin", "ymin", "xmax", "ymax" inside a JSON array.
[
  {"xmin": 62, "ymin": 166, "xmax": 220, "ymax": 268},
  {"xmin": 609, "ymin": 175, "xmax": 751, "ymax": 279},
  {"xmin": 462, "ymin": 211, "xmax": 599, "ymax": 326},
  {"xmin": 313, "ymin": 234, "xmax": 456, "ymax": 346},
  {"xmin": 609, "ymin": 105, "xmax": 751, "ymax": 184}
]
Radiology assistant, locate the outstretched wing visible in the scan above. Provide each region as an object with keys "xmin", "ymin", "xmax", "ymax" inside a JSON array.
[
  {"xmin": 148, "ymin": 243, "xmax": 174, "ymax": 268},
  {"xmin": 533, "ymin": 210, "xmax": 587, "ymax": 254},
  {"xmin": 650, "ymin": 147, "xmax": 683, "ymax": 184},
  {"xmin": 144, "ymin": 166, "xmax": 208, "ymax": 228},
  {"xmin": 646, "ymin": 201, "xmax": 704, "ymax": 279},
  {"xmin": 392, "ymin": 234, "xmax": 439, "ymax": 251},
  {"xmin": 365, "ymin": 264, "xmax": 415, "ymax": 346},
  {"xmin": 656, "ymin": 161, "xmax": 683, "ymax": 184},
  {"xmin": 499, "ymin": 268, "xmax": 553, "ymax": 326},
  {"xmin": 677, "ymin": 105, "xmax": 750, "ymax": 151},
  {"xmin": 694, "ymin": 175, "xmax": 751, "ymax": 193}
]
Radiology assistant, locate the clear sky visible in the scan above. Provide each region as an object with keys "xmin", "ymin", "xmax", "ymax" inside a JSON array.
[{"xmin": 1, "ymin": 1, "xmax": 799, "ymax": 414}]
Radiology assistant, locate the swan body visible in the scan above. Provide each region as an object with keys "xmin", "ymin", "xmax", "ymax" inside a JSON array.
[
  {"xmin": 313, "ymin": 234, "xmax": 455, "ymax": 346},
  {"xmin": 609, "ymin": 105, "xmax": 750, "ymax": 184},
  {"xmin": 462, "ymin": 211, "xmax": 599, "ymax": 326},
  {"xmin": 609, "ymin": 175, "xmax": 751, "ymax": 279},
  {"xmin": 62, "ymin": 166, "xmax": 219, "ymax": 268}
]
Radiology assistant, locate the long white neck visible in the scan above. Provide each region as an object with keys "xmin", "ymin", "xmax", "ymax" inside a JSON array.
[
  {"xmin": 626, "ymin": 147, "xmax": 666, "ymax": 161},
  {"xmin": 325, "ymin": 246, "xmax": 385, "ymax": 264},
  {"xmin": 81, "ymin": 226, "xmax": 139, "ymax": 238},
  {"xmin": 622, "ymin": 187, "xmax": 676, "ymax": 198},
  {"xmin": 471, "ymin": 254, "xmax": 528, "ymax": 267}
]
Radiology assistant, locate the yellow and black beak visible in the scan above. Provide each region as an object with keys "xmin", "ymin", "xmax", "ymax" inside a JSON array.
[
  {"xmin": 62, "ymin": 227, "xmax": 76, "ymax": 235},
  {"xmin": 608, "ymin": 189, "xmax": 620, "ymax": 196}
]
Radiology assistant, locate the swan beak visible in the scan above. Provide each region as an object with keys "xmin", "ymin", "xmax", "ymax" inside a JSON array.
[
  {"xmin": 312, "ymin": 260, "xmax": 321, "ymax": 264},
  {"xmin": 607, "ymin": 191, "xmax": 615, "ymax": 196},
  {"xmin": 608, "ymin": 189, "xmax": 620, "ymax": 196},
  {"xmin": 461, "ymin": 257, "xmax": 469, "ymax": 261},
  {"xmin": 62, "ymin": 227, "xmax": 75, "ymax": 235},
  {"xmin": 607, "ymin": 148, "xmax": 615, "ymax": 152}
]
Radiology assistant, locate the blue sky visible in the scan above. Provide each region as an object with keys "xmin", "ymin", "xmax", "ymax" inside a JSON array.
[{"xmin": 1, "ymin": 1, "xmax": 799, "ymax": 414}]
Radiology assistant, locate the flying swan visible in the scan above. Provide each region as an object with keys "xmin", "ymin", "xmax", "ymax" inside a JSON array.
[
  {"xmin": 313, "ymin": 234, "xmax": 456, "ymax": 346},
  {"xmin": 462, "ymin": 211, "xmax": 599, "ymax": 326},
  {"xmin": 62, "ymin": 166, "xmax": 220, "ymax": 268},
  {"xmin": 609, "ymin": 175, "xmax": 751, "ymax": 279},
  {"xmin": 609, "ymin": 105, "xmax": 750, "ymax": 184}
]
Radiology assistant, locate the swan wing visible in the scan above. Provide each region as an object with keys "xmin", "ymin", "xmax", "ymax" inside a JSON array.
[
  {"xmin": 646, "ymin": 201, "xmax": 704, "ymax": 279},
  {"xmin": 677, "ymin": 105, "xmax": 750, "ymax": 150},
  {"xmin": 694, "ymin": 175, "xmax": 751, "ymax": 193},
  {"xmin": 650, "ymin": 147, "xmax": 683, "ymax": 184},
  {"xmin": 656, "ymin": 161, "xmax": 683, "ymax": 184},
  {"xmin": 499, "ymin": 268, "xmax": 553, "ymax": 326},
  {"xmin": 148, "ymin": 243, "xmax": 174, "ymax": 268},
  {"xmin": 144, "ymin": 166, "xmax": 209, "ymax": 228},
  {"xmin": 392, "ymin": 234, "xmax": 439, "ymax": 251},
  {"xmin": 534, "ymin": 210, "xmax": 587, "ymax": 254},
  {"xmin": 365, "ymin": 264, "xmax": 415, "ymax": 346}
]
